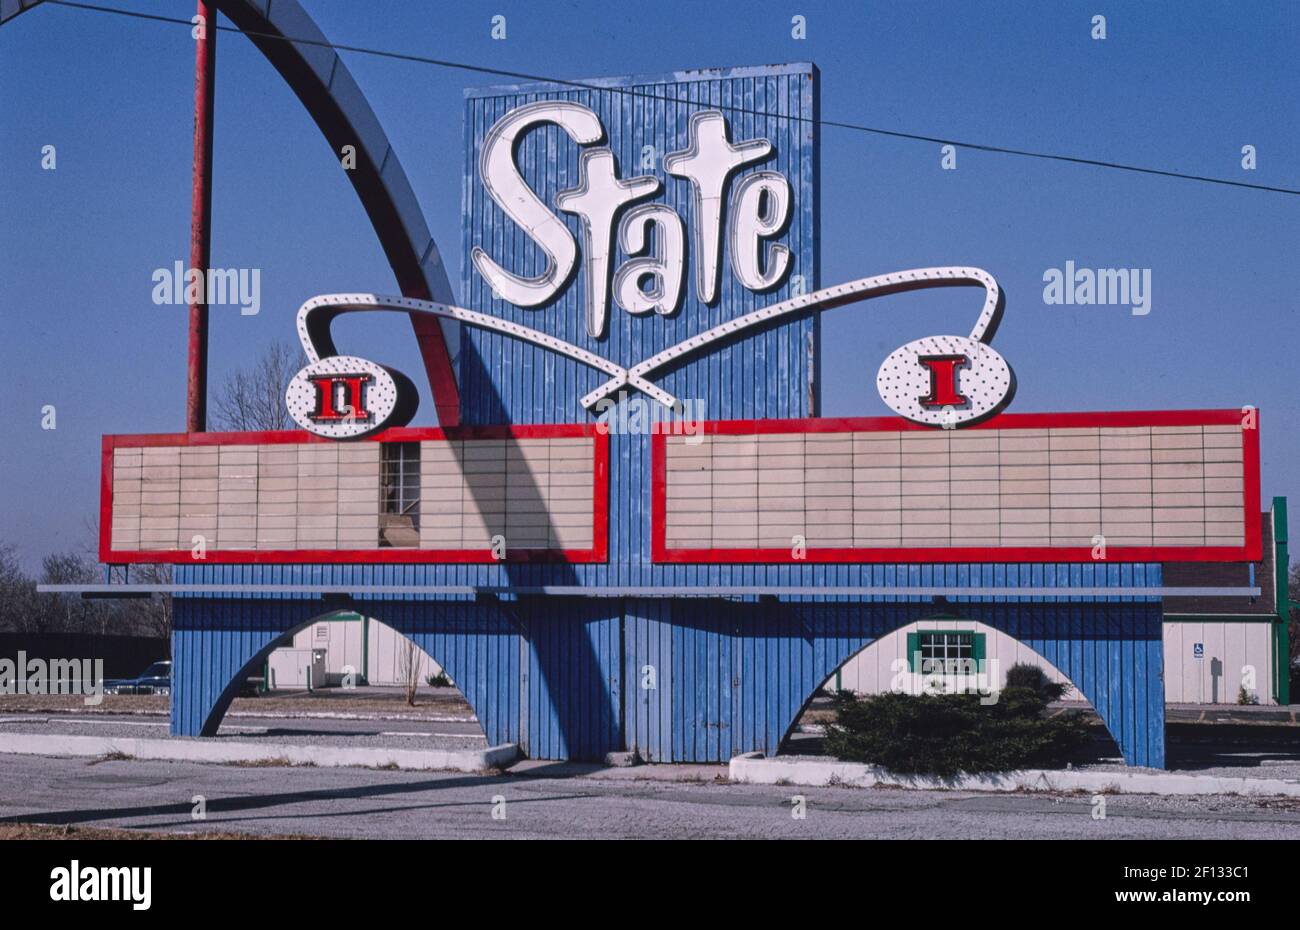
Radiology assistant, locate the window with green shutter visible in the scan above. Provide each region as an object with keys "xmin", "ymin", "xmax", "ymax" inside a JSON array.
[{"xmin": 908, "ymin": 630, "xmax": 985, "ymax": 674}]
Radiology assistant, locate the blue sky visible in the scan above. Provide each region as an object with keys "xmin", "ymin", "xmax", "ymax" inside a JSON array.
[{"xmin": 1, "ymin": 0, "xmax": 1296, "ymax": 568}]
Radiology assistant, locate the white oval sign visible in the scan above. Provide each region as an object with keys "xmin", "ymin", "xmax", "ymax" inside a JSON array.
[
  {"xmin": 285, "ymin": 355, "xmax": 417, "ymax": 439},
  {"xmin": 876, "ymin": 334, "xmax": 1014, "ymax": 427}
]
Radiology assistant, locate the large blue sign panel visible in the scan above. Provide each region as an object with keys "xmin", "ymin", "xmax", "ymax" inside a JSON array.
[{"xmin": 459, "ymin": 63, "xmax": 820, "ymax": 425}]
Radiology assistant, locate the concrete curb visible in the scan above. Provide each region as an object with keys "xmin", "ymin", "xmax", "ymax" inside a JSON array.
[
  {"xmin": 0, "ymin": 733, "xmax": 517, "ymax": 773},
  {"xmin": 728, "ymin": 752, "xmax": 1300, "ymax": 798},
  {"xmin": 0, "ymin": 708, "xmax": 479, "ymax": 724},
  {"xmin": 227, "ymin": 710, "xmax": 479, "ymax": 724}
]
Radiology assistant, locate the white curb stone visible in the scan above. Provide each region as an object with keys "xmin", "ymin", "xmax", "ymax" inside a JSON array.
[
  {"xmin": 0, "ymin": 733, "xmax": 517, "ymax": 773},
  {"xmin": 728, "ymin": 752, "xmax": 1300, "ymax": 798}
]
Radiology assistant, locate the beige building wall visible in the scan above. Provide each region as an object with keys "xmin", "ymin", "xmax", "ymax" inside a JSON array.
[
  {"xmin": 268, "ymin": 616, "xmax": 444, "ymax": 688},
  {"xmin": 828, "ymin": 619, "xmax": 1081, "ymax": 700},
  {"xmin": 828, "ymin": 619, "xmax": 1277, "ymax": 705},
  {"xmin": 1162, "ymin": 621, "xmax": 1274, "ymax": 704}
]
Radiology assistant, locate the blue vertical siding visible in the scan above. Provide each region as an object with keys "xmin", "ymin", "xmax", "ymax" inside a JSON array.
[
  {"xmin": 620, "ymin": 596, "xmax": 1164, "ymax": 766},
  {"xmin": 174, "ymin": 561, "xmax": 1167, "ymax": 767}
]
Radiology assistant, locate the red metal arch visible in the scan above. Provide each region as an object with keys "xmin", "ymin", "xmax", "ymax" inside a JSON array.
[{"xmin": 1, "ymin": 0, "xmax": 462, "ymax": 425}]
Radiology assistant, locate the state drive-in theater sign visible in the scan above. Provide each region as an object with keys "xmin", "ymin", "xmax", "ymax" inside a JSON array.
[{"xmin": 98, "ymin": 63, "xmax": 1267, "ymax": 767}]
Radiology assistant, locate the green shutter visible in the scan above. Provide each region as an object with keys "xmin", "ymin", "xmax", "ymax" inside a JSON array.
[
  {"xmin": 972, "ymin": 633, "xmax": 986, "ymax": 667},
  {"xmin": 907, "ymin": 632, "xmax": 920, "ymax": 672}
]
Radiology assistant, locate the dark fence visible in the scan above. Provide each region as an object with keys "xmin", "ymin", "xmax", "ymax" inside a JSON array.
[{"xmin": 0, "ymin": 633, "xmax": 168, "ymax": 681}]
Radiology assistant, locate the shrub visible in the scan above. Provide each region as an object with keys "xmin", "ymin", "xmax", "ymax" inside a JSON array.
[
  {"xmin": 823, "ymin": 671, "xmax": 1087, "ymax": 778},
  {"xmin": 425, "ymin": 670, "xmax": 453, "ymax": 688},
  {"xmin": 1003, "ymin": 662, "xmax": 1070, "ymax": 702}
]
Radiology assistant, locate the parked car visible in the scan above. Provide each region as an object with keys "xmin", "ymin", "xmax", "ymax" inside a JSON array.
[{"xmin": 103, "ymin": 660, "xmax": 171, "ymax": 696}]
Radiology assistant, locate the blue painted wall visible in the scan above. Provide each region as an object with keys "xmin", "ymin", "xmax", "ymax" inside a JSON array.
[
  {"xmin": 174, "ymin": 562, "xmax": 1167, "ymax": 767},
  {"xmin": 625, "ymin": 598, "xmax": 1165, "ymax": 766}
]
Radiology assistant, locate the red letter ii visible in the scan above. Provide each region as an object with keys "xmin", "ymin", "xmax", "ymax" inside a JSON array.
[
  {"xmin": 308, "ymin": 373, "xmax": 373, "ymax": 422},
  {"xmin": 916, "ymin": 354, "xmax": 969, "ymax": 408}
]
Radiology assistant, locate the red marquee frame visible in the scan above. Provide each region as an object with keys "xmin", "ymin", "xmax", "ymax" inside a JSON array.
[
  {"xmin": 100, "ymin": 424, "xmax": 608, "ymax": 565},
  {"xmin": 650, "ymin": 409, "xmax": 1261, "ymax": 564}
]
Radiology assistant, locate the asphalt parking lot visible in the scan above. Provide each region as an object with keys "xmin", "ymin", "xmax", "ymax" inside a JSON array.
[
  {"xmin": 3, "ymin": 752, "xmax": 1300, "ymax": 839},
  {"xmin": 3, "ymin": 690, "xmax": 1299, "ymax": 839}
]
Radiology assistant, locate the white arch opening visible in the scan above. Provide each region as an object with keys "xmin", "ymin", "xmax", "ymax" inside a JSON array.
[{"xmin": 822, "ymin": 618, "xmax": 1086, "ymax": 705}]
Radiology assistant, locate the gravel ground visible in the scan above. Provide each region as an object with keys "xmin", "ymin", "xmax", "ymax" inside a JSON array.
[
  {"xmin": 2, "ymin": 753, "xmax": 1299, "ymax": 839},
  {"xmin": 0, "ymin": 686, "xmax": 473, "ymax": 719},
  {"xmin": 3, "ymin": 701, "xmax": 1298, "ymax": 839},
  {"xmin": 0, "ymin": 822, "xmax": 305, "ymax": 840},
  {"xmin": 1079, "ymin": 760, "xmax": 1300, "ymax": 781}
]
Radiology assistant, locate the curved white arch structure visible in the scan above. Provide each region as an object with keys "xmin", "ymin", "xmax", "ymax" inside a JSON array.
[
  {"xmin": 295, "ymin": 267, "xmax": 1004, "ymax": 418},
  {"xmin": 583, "ymin": 265, "xmax": 1003, "ymax": 408},
  {"xmin": 295, "ymin": 293, "xmax": 677, "ymax": 409}
]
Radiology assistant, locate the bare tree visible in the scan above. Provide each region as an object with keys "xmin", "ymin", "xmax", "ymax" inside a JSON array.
[
  {"xmin": 0, "ymin": 543, "xmax": 117, "ymax": 635},
  {"xmin": 128, "ymin": 563, "xmax": 174, "ymax": 641},
  {"xmin": 398, "ymin": 638, "xmax": 422, "ymax": 707},
  {"xmin": 0, "ymin": 544, "xmax": 41, "ymax": 633},
  {"xmin": 39, "ymin": 551, "xmax": 107, "ymax": 633},
  {"xmin": 212, "ymin": 339, "xmax": 304, "ymax": 431},
  {"xmin": 78, "ymin": 514, "xmax": 170, "ymax": 639},
  {"xmin": 15, "ymin": 345, "xmax": 305, "ymax": 641}
]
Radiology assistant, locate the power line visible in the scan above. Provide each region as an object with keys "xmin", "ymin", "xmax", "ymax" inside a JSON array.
[{"xmin": 43, "ymin": 0, "xmax": 1300, "ymax": 197}]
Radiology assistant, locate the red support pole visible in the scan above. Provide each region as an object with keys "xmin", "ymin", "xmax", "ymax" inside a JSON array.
[{"xmin": 186, "ymin": 0, "xmax": 216, "ymax": 433}]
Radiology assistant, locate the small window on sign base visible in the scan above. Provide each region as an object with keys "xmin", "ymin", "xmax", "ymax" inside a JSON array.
[
  {"xmin": 380, "ymin": 442, "xmax": 421, "ymax": 548},
  {"xmin": 908, "ymin": 630, "xmax": 985, "ymax": 675}
]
